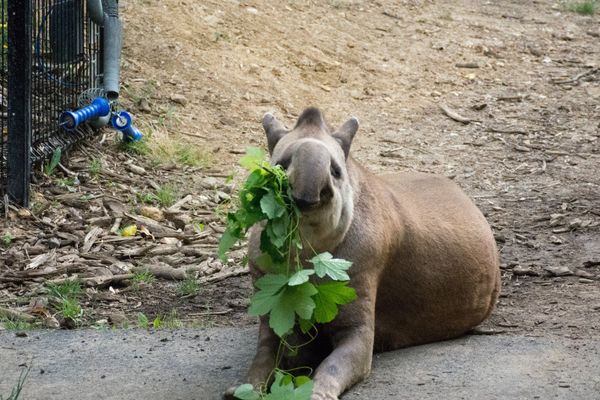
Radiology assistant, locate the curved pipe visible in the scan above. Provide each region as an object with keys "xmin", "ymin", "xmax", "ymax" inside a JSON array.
[
  {"xmin": 86, "ymin": 0, "xmax": 121, "ymax": 100},
  {"xmin": 87, "ymin": 0, "xmax": 104, "ymax": 24}
]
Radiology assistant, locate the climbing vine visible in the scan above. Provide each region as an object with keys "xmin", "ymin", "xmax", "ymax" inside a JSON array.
[{"xmin": 219, "ymin": 147, "xmax": 356, "ymax": 399}]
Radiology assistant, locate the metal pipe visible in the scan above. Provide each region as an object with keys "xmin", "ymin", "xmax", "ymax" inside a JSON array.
[
  {"xmin": 86, "ymin": 0, "xmax": 121, "ymax": 99},
  {"xmin": 87, "ymin": 0, "xmax": 104, "ymax": 25}
]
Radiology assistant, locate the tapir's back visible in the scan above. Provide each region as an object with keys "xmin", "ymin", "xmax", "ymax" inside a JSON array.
[{"xmin": 372, "ymin": 171, "xmax": 500, "ymax": 351}]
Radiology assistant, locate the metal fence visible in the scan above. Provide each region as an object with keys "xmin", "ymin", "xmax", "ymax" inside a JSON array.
[{"xmin": 2, "ymin": 0, "xmax": 102, "ymax": 207}]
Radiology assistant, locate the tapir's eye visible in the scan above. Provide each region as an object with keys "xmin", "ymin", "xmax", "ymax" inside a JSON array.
[{"xmin": 330, "ymin": 162, "xmax": 341, "ymax": 179}]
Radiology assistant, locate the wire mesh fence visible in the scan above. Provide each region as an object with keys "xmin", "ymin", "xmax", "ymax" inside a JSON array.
[
  {"xmin": 0, "ymin": 1, "xmax": 7, "ymax": 199},
  {"xmin": 1, "ymin": 0, "xmax": 102, "ymax": 207}
]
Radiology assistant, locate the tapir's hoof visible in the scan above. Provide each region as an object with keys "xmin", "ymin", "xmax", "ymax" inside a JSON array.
[
  {"xmin": 311, "ymin": 392, "xmax": 339, "ymax": 400},
  {"xmin": 222, "ymin": 386, "xmax": 237, "ymax": 400}
]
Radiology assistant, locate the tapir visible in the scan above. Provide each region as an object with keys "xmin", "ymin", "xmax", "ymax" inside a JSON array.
[{"xmin": 225, "ymin": 107, "xmax": 500, "ymax": 400}]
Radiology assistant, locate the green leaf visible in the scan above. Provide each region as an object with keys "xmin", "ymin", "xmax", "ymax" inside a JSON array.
[
  {"xmin": 263, "ymin": 372, "xmax": 312, "ymax": 400},
  {"xmin": 243, "ymin": 169, "xmax": 268, "ymax": 192},
  {"xmin": 310, "ymin": 252, "xmax": 353, "ymax": 281},
  {"xmin": 233, "ymin": 384, "xmax": 260, "ymax": 400},
  {"xmin": 298, "ymin": 318, "xmax": 314, "ymax": 334},
  {"xmin": 240, "ymin": 147, "xmax": 267, "ymax": 170},
  {"xmin": 288, "ymin": 269, "xmax": 314, "ymax": 286},
  {"xmin": 248, "ymin": 274, "xmax": 289, "ymax": 316},
  {"xmin": 293, "ymin": 379, "xmax": 313, "ymax": 400},
  {"xmin": 294, "ymin": 376, "xmax": 311, "ymax": 387},
  {"xmin": 260, "ymin": 190, "xmax": 286, "ymax": 219},
  {"xmin": 265, "ymin": 372, "xmax": 295, "ymax": 400},
  {"xmin": 218, "ymin": 230, "xmax": 239, "ymax": 261},
  {"xmin": 269, "ymin": 282, "xmax": 317, "ymax": 337},
  {"xmin": 313, "ymin": 281, "xmax": 357, "ymax": 324},
  {"xmin": 45, "ymin": 147, "xmax": 62, "ymax": 175}
]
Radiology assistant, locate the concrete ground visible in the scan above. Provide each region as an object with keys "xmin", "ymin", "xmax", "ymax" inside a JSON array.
[{"xmin": 1, "ymin": 328, "xmax": 599, "ymax": 400}]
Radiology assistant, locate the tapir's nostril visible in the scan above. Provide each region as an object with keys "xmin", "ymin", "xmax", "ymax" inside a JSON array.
[
  {"xmin": 292, "ymin": 195, "xmax": 319, "ymax": 211},
  {"xmin": 320, "ymin": 185, "xmax": 332, "ymax": 200}
]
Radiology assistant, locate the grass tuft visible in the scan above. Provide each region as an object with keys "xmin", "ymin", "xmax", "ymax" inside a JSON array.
[
  {"xmin": 118, "ymin": 138, "xmax": 151, "ymax": 156},
  {"xmin": 0, "ymin": 317, "xmax": 33, "ymax": 331},
  {"xmin": 1, "ymin": 232, "xmax": 14, "ymax": 248},
  {"xmin": 46, "ymin": 280, "xmax": 82, "ymax": 300},
  {"xmin": 0, "ymin": 365, "xmax": 31, "ymax": 400},
  {"xmin": 89, "ymin": 159, "xmax": 102, "ymax": 178},
  {"xmin": 133, "ymin": 270, "xmax": 157, "ymax": 285},
  {"xmin": 155, "ymin": 185, "xmax": 177, "ymax": 207},
  {"xmin": 566, "ymin": 0, "xmax": 598, "ymax": 14},
  {"xmin": 46, "ymin": 281, "xmax": 83, "ymax": 326},
  {"xmin": 176, "ymin": 277, "xmax": 200, "ymax": 297}
]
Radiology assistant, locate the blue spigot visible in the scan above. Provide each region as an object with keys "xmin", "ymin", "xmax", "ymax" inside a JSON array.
[
  {"xmin": 59, "ymin": 97, "xmax": 111, "ymax": 131},
  {"xmin": 111, "ymin": 111, "xmax": 143, "ymax": 142}
]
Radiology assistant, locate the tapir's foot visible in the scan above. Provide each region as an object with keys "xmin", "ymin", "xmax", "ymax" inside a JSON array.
[
  {"xmin": 222, "ymin": 385, "xmax": 237, "ymax": 400},
  {"xmin": 311, "ymin": 392, "xmax": 339, "ymax": 400}
]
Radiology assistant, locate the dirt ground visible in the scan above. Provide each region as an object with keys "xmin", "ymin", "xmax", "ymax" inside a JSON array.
[{"xmin": 1, "ymin": 0, "xmax": 599, "ymax": 340}]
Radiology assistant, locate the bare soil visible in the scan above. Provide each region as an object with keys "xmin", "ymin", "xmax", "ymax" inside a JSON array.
[{"xmin": 1, "ymin": 0, "xmax": 599, "ymax": 340}]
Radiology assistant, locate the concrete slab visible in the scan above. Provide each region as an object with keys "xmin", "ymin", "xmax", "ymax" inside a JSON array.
[{"xmin": 0, "ymin": 329, "xmax": 598, "ymax": 400}]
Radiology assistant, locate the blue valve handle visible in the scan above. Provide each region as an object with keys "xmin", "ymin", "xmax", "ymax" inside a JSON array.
[
  {"xmin": 59, "ymin": 97, "xmax": 111, "ymax": 131},
  {"xmin": 111, "ymin": 111, "xmax": 143, "ymax": 142}
]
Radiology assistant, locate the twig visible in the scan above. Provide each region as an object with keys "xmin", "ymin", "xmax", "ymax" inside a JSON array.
[
  {"xmin": 198, "ymin": 266, "xmax": 249, "ymax": 284},
  {"xmin": 188, "ymin": 309, "xmax": 233, "ymax": 317},
  {"xmin": 471, "ymin": 327, "xmax": 506, "ymax": 335},
  {"xmin": 486, "ymin": 126, "xmax": 528, "ymax": 135},
  {"xmin": 379, "ymin": 147, "xmax": 403, "ymax": 157},
  {"xmin": 439, "ymin": 104, "xmax": 472, "ymax": 124},
  {"xmin": 553, "ymin": 67, "xmax": 599, "ymax": 84},
  {"xmin": 134, "ymin": 264, "xmax": 187, "ymax": 280},
  {"xmin": 58, "ymin": 162, "xmax": 78, "ymax": 176},
  {"xmin": 382, "ymin": 11, "xmax": 402, "ymax": 20},
  {"xmin": 167, "ymin": 194, "xmax": 193, "ymax": 213},
  {"xmin": 0, "ymin": 307, "xmax": 36, "ymax": 322}
]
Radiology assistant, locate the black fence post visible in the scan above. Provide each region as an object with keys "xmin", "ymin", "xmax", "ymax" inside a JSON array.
[{"xmin": 7, "ymin": 0, "xmax": 32, "ymax": 207}]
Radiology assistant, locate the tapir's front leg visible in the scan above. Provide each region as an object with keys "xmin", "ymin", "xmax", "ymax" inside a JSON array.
[
  {"xmin": 311, "ymin": 295, "xmax": 375, "ymax": 400},
  {"xmin": 223, "ymin": 315, "xmax": 279, "ymax": 399},
  {"xmin": 246, "ymin": 315, "xmax": 280, "ymax": 387}
]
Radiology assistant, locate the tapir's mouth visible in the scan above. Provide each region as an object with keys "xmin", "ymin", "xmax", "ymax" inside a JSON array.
[{"xmin": 293, "ymin": 186, "xmax": 333, "ymax": 213}]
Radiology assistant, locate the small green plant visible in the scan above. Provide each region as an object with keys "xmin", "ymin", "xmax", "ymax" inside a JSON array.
[
  {"xmin": 133, "ymin": 270, "xmax": 157, "ymax": 285},
  {"xmin": 137, "ymin": 312, "xmax": 150, "ymax": 329},
  {"xmin": 46, "ymin": 280, "xmax": 82, "ymax": 300},
  {"xmin": 0, "ymin": 317, "xmax": 33, "ymax": 331},
  {"xmin": 60, "ymin": 298, "xmax": 83, "ymax": 322},
  {"xmin": 0, "ymin": 365, "xmax": 31, "ymax": 400},
  {"xmin": 220, "ymin": 148, "xmax": 356, "ymax": 399},
  {"xmin": 1, "ymin": 232, "xmax": 14, "ymax": 248},
  {"xmin": 56, "ymin": 177, "xmax": 76, "ymax": 189},
  {"xmin": 43, "ymin": 147, "xmax": 62, "ymax": 176},
  {"xmin": 192, "ymin": 221, "xmax": 205, "ymax": 233},
  {"xmin": 175, "ymin": 144, "xmax": 212, "ymax": 167},
  {"xmin": 155, "ymin": 185, "xmax": 176, "ymax": 207},
  {"xmin": 176, "ymin": 277, "xmax": 200, "ymax": 297},
  {"xmin": 118, "ymin": 138, "xmax": 150, "ymax": 155},
  {"xmin": 46, "ymin": 280, "xmax": 83, "ymax": 325},
  {"xmin": 136, "ymin": 191, "xmax": 157, "ymax": 205},
  {"xmin": 162, "ymin": 309, "xmax": 183, "ymax": 329},
  {"xmin": 566, "ymin": 0, "xmax": 598, "ymax": 14},
  {"xmin": 89, "ymin": 159, "xmax": 102, "ymax": 178}
]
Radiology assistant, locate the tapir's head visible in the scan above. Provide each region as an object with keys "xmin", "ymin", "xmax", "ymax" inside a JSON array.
[{"xmin": 262, "ymin": 107, "xmax": 358, "ymax": 247}]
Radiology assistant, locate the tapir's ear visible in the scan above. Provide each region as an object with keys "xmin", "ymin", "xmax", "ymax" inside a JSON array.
[
  {"xmin": 262, "ymin": 113, "xmax": 287, "ymax": 154},
  {"xmin": 333, "ymin": 117, "xmax": 359, "ymax": 158}
]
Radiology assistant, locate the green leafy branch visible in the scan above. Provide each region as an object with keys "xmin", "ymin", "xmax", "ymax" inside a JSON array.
[{"xmin": 219, "ymin": 148, "xmax": 357, "ymax": 399}]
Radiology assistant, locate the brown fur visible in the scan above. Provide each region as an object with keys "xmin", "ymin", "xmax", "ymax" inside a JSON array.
[{"xmin": 224, "ymin": 108, "xmax": 500, "ymax": 400}]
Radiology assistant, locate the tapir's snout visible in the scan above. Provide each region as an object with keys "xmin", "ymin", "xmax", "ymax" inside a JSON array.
[{"xmin": 288, "ymin": 141, "xmax": 333, "ymax": 213}]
